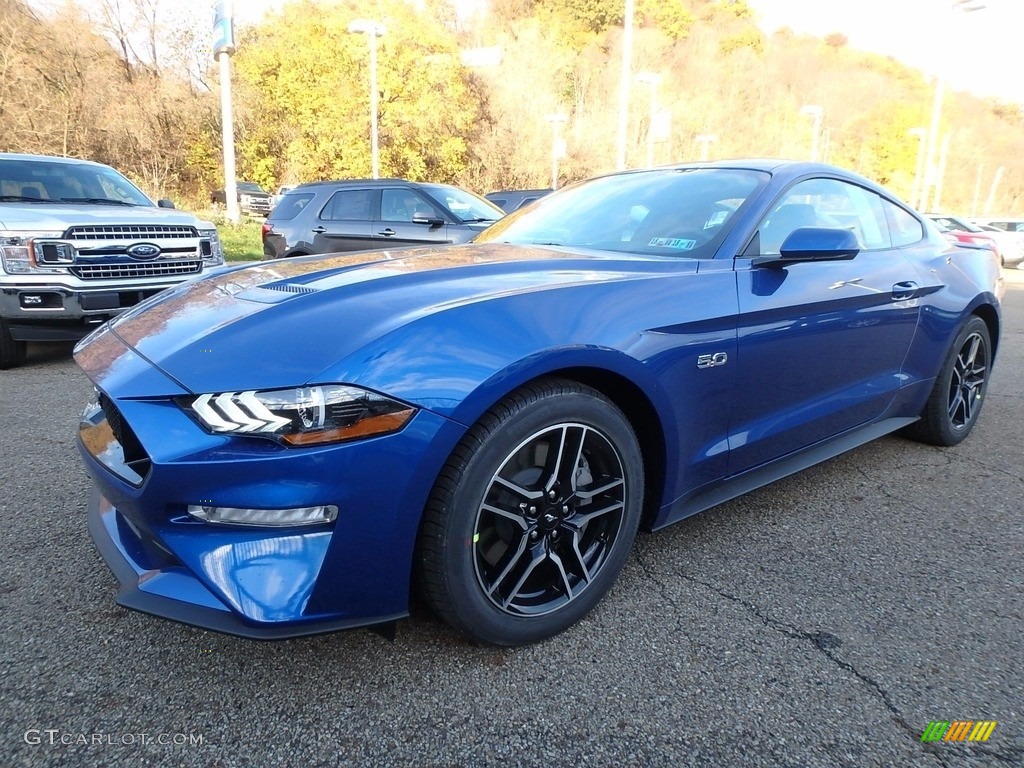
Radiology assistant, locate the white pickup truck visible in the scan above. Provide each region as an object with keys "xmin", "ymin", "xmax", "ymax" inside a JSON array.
[{"xmin": 0, "ymin": 153, "xmax": 225, "ymax": 368}]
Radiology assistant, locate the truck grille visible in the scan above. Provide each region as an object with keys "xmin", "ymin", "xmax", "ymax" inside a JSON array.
[
  {"xmin": 65, "ymin": 224, "xmax": 199, "ymax": 240},
  {"xmin": 71, "ymin": 261, "xmax": 203, "ymax": 280}
]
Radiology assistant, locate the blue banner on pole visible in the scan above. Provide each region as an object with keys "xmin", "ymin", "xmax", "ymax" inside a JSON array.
[{"xmin": 212, "ymin": 1, "xmax": 235, "ymax": 57}]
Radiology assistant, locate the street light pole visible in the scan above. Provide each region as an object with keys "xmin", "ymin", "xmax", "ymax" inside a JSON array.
[
  {"xmin": 921, "ymin": 1, "xmax": 986, "ymax": 211},
  {"xmin": 545, "ymin": 113, "xmax": 568, "ymax": 189},
  {"xmin": 348, "ymin": 19, "xmax": 386, "ymax": 179},
  {"xmin": 799, "ymin": 105, "xmax": 823, "ymax": 162},
  {"xmin": 615, "ymin": 0, "xmax": 635, "ymax": 170},
  {"xmin": 695, "ymin": 134, "xmax": 717, "ymax": 162},
  {"xmin": 636, "ymin": 72, "xmax": 661, "ymax": 168},
  {"xmin": 909, "ymin": 127, "xmax": 926, "ymax": 209}
]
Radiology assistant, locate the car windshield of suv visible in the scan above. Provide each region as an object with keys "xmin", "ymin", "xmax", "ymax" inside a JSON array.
[
  {"xmin": 0, "ymin": 158, "xmax": 153, "ymax": 206},
  {"xmin": 238, "ymin": 182, "xmax": 266, "ymax": 194},
  {"xmin": 475, "ymin": 168, "xmax": 769, "ymax": 258},
  {"xmin": 421, "ymin": 183, "xmax": 503, "ymax": 223}
]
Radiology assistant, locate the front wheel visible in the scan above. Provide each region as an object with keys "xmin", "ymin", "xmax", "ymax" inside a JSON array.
[
  {"xmin": 905, "ymin": 315, "xmax": 992, "ymax": 446},
  {"xmin": 417, "ymin": 379, "xmax": 644, "ymax": 646}
]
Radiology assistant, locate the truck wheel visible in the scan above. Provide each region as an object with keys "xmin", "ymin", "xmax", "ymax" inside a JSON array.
[{"xmin": 0, "ymin": 318, "xmax": 27, "ymax": 369}]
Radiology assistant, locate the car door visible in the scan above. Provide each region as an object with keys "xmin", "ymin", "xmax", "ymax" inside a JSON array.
[
  {"xmin": 373, "ymin": 188, "xmax": 451, "ymax": 247},
  {"xmin": 310, "ymin": 188, "xmax": 378, "ymax": 253},
  {"xmin": 727, "ymin": 176, "xmax": 924, "ymax": 474}
]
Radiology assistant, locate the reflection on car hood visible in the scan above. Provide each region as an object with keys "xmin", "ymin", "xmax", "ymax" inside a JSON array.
[{"xmin": 104, "ymin": 243, "xmax": 669, "ymax": 393}]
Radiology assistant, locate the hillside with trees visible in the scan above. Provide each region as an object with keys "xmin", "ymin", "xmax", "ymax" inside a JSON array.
[{"xmin": 2, "ymin": 0, "xmax": 1022, "ymax": 214}]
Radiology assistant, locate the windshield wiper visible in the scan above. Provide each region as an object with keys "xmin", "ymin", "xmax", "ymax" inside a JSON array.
[
  {"xmin": 57, "ymin": 197, "xmax": 137, "ymax": 206},
  {"xmin": 461, "ymin": 217, "xmax": 498, "ymax": 223},
  {"xmin": 0, "ymin": 194, "xmax": 58, "ymax": 203}
]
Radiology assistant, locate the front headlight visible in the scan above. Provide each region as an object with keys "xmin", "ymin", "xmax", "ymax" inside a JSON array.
[
  {"xmin": 179, "ymin": 384, "xmax": 416, "ymax": 446},
  {"xmin": 0, "ymin": 230, "xmax": 70, "ymax": 274},
  {"xmin": 197, "ymin": 228, "xmax": 225, "ymax": 266}
]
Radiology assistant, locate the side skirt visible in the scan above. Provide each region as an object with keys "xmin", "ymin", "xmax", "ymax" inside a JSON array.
[{"xmin": 651, "ymin": 416, "xmax": 918, "ymax": 531}]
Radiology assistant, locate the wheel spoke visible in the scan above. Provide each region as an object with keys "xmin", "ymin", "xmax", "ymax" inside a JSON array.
[
  {"xmin": 544, "ymin": 425, "xmax": 587, "ymax": 494},
  {"xmin": 574, "ymin": 478, "xmax": 624, "ymax": 501},
  {"xmin": 500, "ymin": 546, "xmax": 547, "ymax": 609},
  {"xmin": 480, "ymin": 502, "xmax": 529, "ymax": 532},
  {"xmin": 493, "ymin": 475, "xmax": 544, "ymax": 501},
  {"xmin": 948, "ymin": 388, "xmax": 965, "ymax": 424},
  {"xmin": 547, "ymin": 549, "xmax": 575, "ymax": 600},
  {"xmin": 566, "ymin": 500, "xmax": 624, "ymax": 529},
  {"xmin": 568, "ymin": 530, "xmax": 592, "ymax": 585},
  {"xmin": 485, "ymin": 534, "xmax": 531, "ymax": 598}
]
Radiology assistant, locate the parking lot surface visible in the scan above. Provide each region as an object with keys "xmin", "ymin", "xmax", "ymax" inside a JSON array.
[{"xmin": 2, "ymin": 272, "xmax": 1022, "ymax": 768}]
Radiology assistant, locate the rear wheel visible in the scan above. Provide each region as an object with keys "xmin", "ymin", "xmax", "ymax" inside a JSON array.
[
  {"xmin": 0, "ymin": 318, "xmax": 27, "ymax": 369},
  {"xmin": 417, "ymin": 379, "xmax": 644, "ymax": 646},
  {"xmin": 905, "ymin": 315, "xmax": 991, "ymax": 446}
]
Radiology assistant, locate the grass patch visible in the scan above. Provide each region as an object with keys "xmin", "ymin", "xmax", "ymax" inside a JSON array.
[{"xmin": 187, "ymin": 207, "xmax": 265, "ymax": 262}]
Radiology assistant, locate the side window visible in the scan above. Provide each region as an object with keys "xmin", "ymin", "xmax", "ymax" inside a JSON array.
[
  {"xmin": 320, "ymin": 189, "xmax": 373, "ymax": 221},
  {"xmin": 272, "ymin": 193, "xmax": 314, "ymax": 220},
  {"xmin": 380, "ymin": 190, "xmax": 429, "ymax": 223},
  {"xmin": 885, "ymin": 202, "xmax": 924, "ymax": 247},
  {"xmin": 753, "ymin": 178, "xmax": 892, "ymax": 255}
]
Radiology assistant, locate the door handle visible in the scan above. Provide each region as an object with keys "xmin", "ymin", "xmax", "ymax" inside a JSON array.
[
  {"xmin": 311, "ymin": 226, "xmax": 326, "ymax": 234},
  {"xmin": 892, "ymin": 281, "xmax": 918, "ymax": 300},
  {"xmin": 378, "ymin": 228, "xmax": 396, "ymax": 236}
]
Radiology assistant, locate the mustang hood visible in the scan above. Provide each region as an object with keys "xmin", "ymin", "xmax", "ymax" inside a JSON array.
[{"xmin": 91, "ymin": 243, "xmax": 676, "ymax": 394}]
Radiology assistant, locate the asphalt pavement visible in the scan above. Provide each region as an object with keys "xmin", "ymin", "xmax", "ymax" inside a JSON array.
[{"xmin": 1, "ymin": 272, "xmax": 1022, "ymax": 768}]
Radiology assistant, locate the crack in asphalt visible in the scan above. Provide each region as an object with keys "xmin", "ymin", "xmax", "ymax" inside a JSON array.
[{"xmin": 633, "ymin": 550, "xmax": 1024, "ymax": 766}]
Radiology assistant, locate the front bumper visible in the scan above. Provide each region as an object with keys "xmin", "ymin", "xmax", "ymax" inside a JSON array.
[
  {"xmin": 1, "ymin": 278, "xmax": 188, "ymax": 341},
  {"xmin": 76, "ymin": 327, "xmax": 465, "ymax": 638}
]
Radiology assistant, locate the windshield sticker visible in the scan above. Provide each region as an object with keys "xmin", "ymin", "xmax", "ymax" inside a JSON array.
[
  {"xmin": 705, "ymin": 210, "xmax": 729, "ymax": 228},
  {"xmin": 648, "ymin": 237, "xmax": 697, "ymax": 250}
]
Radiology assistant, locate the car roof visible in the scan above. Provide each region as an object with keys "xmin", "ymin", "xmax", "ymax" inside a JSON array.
[{"xmin": 0, "ymin": 152, "xmax": 108, "ymax": 168}]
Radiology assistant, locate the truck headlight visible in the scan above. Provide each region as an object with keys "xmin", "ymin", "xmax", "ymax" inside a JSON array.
[
  {"xmin": 178, "ymin": 384, "xmax": 416, "ymax": 446},
  {"xmin": 198, "ymin": 228, "xmax": 225, "ymax": 266},
  {"xmin": 0, "ymin": 231, "xmax": 70, "ymax": 274}
]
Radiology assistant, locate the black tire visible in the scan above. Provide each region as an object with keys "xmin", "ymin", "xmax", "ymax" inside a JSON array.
[
  {"xmin": 905, "ymin": 315, "xmax": 991, "ymax": 446},
  {"xmin": 417, "ymin": 378, "xmax": 644, "ymax": 646},
  {"xmin": 0, "ymin": 318, "xmax": 27, "ymax": 370}
]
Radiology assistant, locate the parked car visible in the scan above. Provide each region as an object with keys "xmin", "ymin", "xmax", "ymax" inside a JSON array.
[
  {"xmin": 211, "ymin": 181, "xmax": 273, "ymax": 217},
  {"xmin": 976, "ymin": 223, "xmax": 1024, "ymax": 268},
  {"xmin": 485, "ymin": 188, "xmax": 552, "ymax": 213},
  {"xmin": 925, "ymin": 213, "xmax": 1011, "ymax": 266},
  {"xmin": 972, "ymin": 217, "xmax": 1024, "ymax": 233},
  {"xmin": 0, "ymin": 152, "xmax": 224, "ymax": 369},
  {"xmin": 76, "ymin": 160, "xmax": 1002, "ymax": 647},
  {"xmin": 261, "ymin": 179, "xmax": 503, "ymax": 259}
]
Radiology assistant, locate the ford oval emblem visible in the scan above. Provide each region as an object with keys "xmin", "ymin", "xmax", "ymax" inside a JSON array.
[{"xmin": 127, "ymin": 243, "xmax": 161, "ymax": 260}]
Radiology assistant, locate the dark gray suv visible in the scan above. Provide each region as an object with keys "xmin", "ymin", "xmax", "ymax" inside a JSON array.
[{"xmin": 261, "ymin": 179, "xmax": 504, "ymax": 259}]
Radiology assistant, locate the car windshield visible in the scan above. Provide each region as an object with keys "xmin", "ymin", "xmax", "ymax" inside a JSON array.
[
  {"xmin": 421, "ymin": 183, "xmax": 503, "ymax": 223},
  {"xmin": 238, "ymin": 182, "xmax": 266, "ymax": 193},
  {"xmin": 931, "ymin": 215, "xmax": 983, "ymax": 233},
  {"xmin": 0, "ymin": 158, "xmax": 153, "ymax": 206},
  {"xmin": 475, "ymin": 168, "xmax": 769, "ymax": 257}
]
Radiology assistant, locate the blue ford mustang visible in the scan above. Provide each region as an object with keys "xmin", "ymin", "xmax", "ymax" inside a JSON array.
[{"xmin": 76, "ymin": 161, "xmax": 1002, "ymax": 646}]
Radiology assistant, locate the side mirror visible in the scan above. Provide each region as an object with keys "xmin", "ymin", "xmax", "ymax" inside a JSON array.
[
  {"xmin": 753, "ymin": 227, "xmax": 860, "ymax": 268},
  {"xmin": 412, "ymin": 212, "xmax": 445, "ymax": 227},
  {"xmin": 157, "ymin": 198, "xmax": 176, "ymax": 209}
]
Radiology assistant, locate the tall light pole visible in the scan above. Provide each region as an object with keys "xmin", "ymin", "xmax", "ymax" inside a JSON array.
[
  {"xmin": 695, "ymin": 134, "xmax": 717, "ymax": 162},
  {"xmin": 213, "ymin": 0, "xmax": 239, "ymax": 223},
  {"xmin": 348, "ymin": 19, "xmax": 386, "ymax": 179},
  {"xmin": 799, "ymin": 104, "xmax": 823, "ymax": 162},
  {"xmin": 545, "ymin": 113, "xmax": 568, "ymax": 189},
  {"xmin": 636, "ymin": 72, "xmax": 661, "ymax": 167},
  {"xmin": 615, "ymin": 0, "xmax": 635, "ymax": 170},
  {"xmin": 921, "ymin": 1, "xmax": 986, "ymax": 212},
  {"xmin": 909, "ymin": 126, "xmax": 927, "ymax": 209}
]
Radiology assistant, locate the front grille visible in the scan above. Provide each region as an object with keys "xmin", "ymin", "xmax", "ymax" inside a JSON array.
[
  {"xmin": 71, "ymin": 261, "xmax": 202, "ymax": 280},
  {"xmin": 65, "ymin": 224, "xmax": 198, "ymax": 241},
  {"xmin": 98, "ymin": 393, "xmax": 152, "ymax": 482}
]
